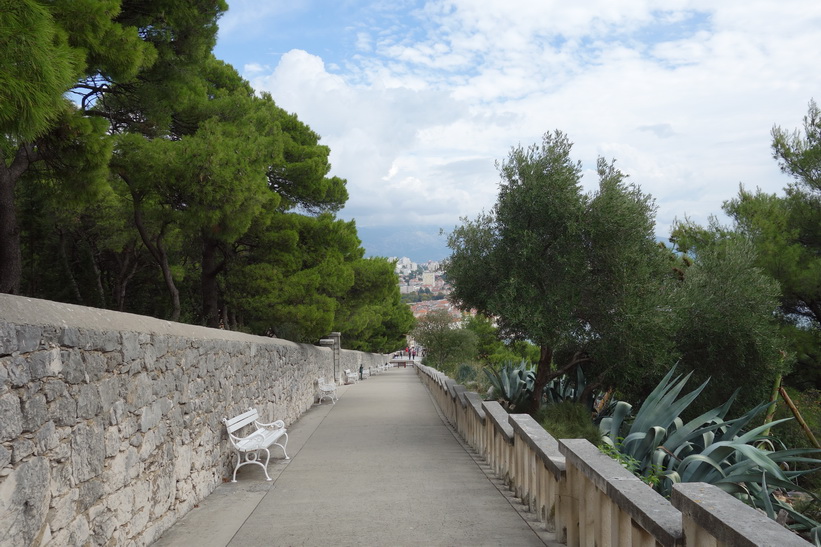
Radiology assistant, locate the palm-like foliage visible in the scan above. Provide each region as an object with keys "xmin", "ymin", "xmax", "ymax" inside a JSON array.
[
  {"xmin": 600, "ymin": 366, "xmax": 821, "ymax": 539},
  {"xmin": 484, "ymin": 360, "xmax": 534, "ymax": 410}
]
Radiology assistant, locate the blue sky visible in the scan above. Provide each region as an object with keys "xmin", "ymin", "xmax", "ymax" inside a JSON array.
[{"xmin": 213, "ymin": 1, "xmax": 821, "ymax": 262}]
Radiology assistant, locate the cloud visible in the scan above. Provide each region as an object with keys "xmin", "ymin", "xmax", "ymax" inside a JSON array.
[{"xmin": 233, "ymin": 0, "xmax": 821, "ymax": 244}]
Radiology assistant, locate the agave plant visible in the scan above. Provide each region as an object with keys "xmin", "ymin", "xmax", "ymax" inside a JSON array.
[
  {"xmin": 544, "ymin": 365, "xmax": 615, "ymax": 423},
  {"xmin": 600, "ymin": 366, "xmax": 821, "ymax": 539},
  {"xmin": 483, "ymin": 360, "xmax": 535, "ymax": 410}
]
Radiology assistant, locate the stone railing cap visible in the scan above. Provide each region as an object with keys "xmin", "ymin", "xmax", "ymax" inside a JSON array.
[
  {"xmin": 671, "ymin": 482, "xmax": 811, "ymax": 547},
  {"xmin": 464, "ymin": 392, "xmax": 486, "ymax": 423},
  {"xmin": 481, "ymin": 401, "xmax": 513, "ymax": 442},
  {"xmin": 559, "ymin": 439, "xmax": 683, "ymax": 546}
]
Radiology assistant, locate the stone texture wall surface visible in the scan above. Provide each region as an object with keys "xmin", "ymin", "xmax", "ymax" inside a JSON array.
[{"xmin": 0, "ymin": 294, "xmax": 387, "ymax": 546}]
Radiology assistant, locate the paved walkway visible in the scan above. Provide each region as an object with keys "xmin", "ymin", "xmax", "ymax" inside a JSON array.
[{"xmin": 153, "ymin": 366, "xmax": 554, "ymax": 546}]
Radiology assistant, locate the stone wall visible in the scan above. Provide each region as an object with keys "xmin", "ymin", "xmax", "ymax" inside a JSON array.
[{"xmin": 0, "ymin": 294, "xmax": 387, "ymax": 546}]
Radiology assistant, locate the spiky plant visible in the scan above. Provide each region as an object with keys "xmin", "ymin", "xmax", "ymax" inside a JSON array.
[
  {"xmin": 600, "ymin": 366, "xmax": 821, "ymax": 540},
  {"xmin": 483, "ymin": 360, "xmax": 534, "ymax": 410}
]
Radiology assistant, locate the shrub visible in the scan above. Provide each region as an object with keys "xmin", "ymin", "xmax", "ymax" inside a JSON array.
[
  {"xmin": 599, "ymin": 366, "xmax": 821, "ymax": 539},
  {"xmin": 536, "ymin": 401, "xmax": 601, "ymax": 446}
]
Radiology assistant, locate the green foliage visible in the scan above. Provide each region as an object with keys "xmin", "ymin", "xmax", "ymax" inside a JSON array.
[
  {"xmin": 0, "ymin": 0, "xmax": 83, "ymax": 140},
  {"xmin": 483, "ymin": 360, "xmax": 535, "ymax": 410},
  {"xmin": 719, "ymin": 100, "xmax": 821, "ymax": 389},
  {"xmin": 447, "ymin": 131, "xmax": 673, "ymax": 411},
  {"xmin": 599, "ymin": 441, "xmax": 665, "ymax": 488},
  {"xmin": 333, "ymin": 257, "xmax": 415, "ymax": 353},
  {"xmin": 536, "ymin": 402, "xmax": 602, "ymax": 447},
  {"xmin": 413, "ymin": 310, "xmax": 478, "ymax": 372},
  {"xmin": 667, "ymin": 228, "xmax": 791, "ymax": 415},
  {"xmin": 3, "ymin": 2, "xmax": 406, "ymax": 351},
  {"xmin": 600, "ymin": 366, "xmax": 821, "ymax": 537}
]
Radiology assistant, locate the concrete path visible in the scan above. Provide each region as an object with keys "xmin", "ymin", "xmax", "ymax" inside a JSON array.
[{"xmin": 153, "ymin": 366, "xmax": 555, "ymax": 546}]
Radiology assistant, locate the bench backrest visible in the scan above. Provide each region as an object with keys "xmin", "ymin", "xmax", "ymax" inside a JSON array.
[
  {"xmin": 224, "ymin": 408, "xmax": 259, "ymax": 434},
  {"xmin": 318, "ymin": 377, "xmax": 326, "ymax": 384}
]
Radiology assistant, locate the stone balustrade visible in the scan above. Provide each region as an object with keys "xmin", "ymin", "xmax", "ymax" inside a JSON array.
[
  {"xmin": 0, "ymin": 294, "xmax": 386, "ymax": 546},
  {"xmin": 415, "ymin": 363, "xmax": 811, "ymax": 547}
]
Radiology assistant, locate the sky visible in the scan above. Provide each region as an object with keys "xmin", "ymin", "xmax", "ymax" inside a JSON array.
[{"xmin": 213, "ymin": 0, "xmax": 821, "ymax": 262}]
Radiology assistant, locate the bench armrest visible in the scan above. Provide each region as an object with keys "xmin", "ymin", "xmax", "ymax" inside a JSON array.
[{"xmin": 255, "ymin": 419, "xmax": 285, "ymax": 430}]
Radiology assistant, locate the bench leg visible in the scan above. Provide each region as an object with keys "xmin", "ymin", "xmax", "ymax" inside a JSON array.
[
  {"xmin": 274, "ymin": 433, "xmax": 290, "ymax": 460},
  {"xmin": 232, "ymin": 449, "xmax": 273, "ymax": 482}
]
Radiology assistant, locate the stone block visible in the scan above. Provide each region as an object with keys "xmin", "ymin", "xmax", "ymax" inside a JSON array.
[
  {"xmin": 0, "ymin": 321, "xmax": 17, "ymax": 355},
  {"xmin": 0, "ymin": 361, "xmax": 8, "ymax": 393},
  {"xmin": 22, "ymin": 392, "xmax": 48, "ymax": 432},
  {"xmin": 49, "ymin": 392, "xmax": 77, "ymax": 427},
  {"xmin": 16, "ymin": 324, "xmax": 42, "ymax": 353},
  {"xmin": 94, "ymin": 330, "xmax": 120, "ymax": 353},
  {"xmin": 28, "ymin": 347, "xmax": 62, "ymax": 380},
  {"xmin": 58, "ymin": 327, "xmax": 82, "ymax": 348},
  {"xmin": 12, "ymin": 437, "xmax": 35, "ymax": 463},
  {"xmin": 76, "ymin": 383, "xmax": 102, "ymax": 420},
  {"xmin": 34, "ymin": 420, "xmax": 58, "ymax": 453},
  {"xmin": 83, "ymin": 351, "xmax": 106, "ymax": 382},
  {"xmin": 60, "ymin": 349, "xmax": 86, "ymax": 384},
  {"xmin": 98, "ymin": 376, "xmax": 120, "ymax": 410},
  {"xmin": 0, "ymin": 457, "xmax": 51, "ymax": 547},
  {"xmin": 0, "ymin": 444, "xmax": 10, "ymax": 469},
  {"xmin": 70, "ymin": 422, "xmax": 105, "ymax": 482},
  {"xmin": 121, "ymin": 331, "xmax": 141, "ymax": 363},
  {"xmin": 41, "ymin": 378, "xmax": 67, "ymax": 402},
  {"xmin": 47, "ymin": 488, "xmax": 79, "ymax": 533},
  {"xmin": 78, "ymin": 479, "xmax": 104, "ymax": 512},
  {"xmin": 0, "ymin": 392, "xmax": 23, "ymax": 441},
  {"xmin": 7, "ymin": 355, "xmax": 30, "ymax": 388}
]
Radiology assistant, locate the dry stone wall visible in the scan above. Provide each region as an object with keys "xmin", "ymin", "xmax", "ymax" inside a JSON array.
[{"xmin": 0, "ymin": 294, "xmax": 386, "ymax": 546}]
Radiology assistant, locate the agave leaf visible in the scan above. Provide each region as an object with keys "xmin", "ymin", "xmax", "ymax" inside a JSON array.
[
  {"xmin": 663, "ymin": 392, "xmax": 739, "ymax": 450},
  {"xmin": 632, "ymin": 375, "xmax": 710, "ymax": 435},
  {"xmin": 714, "ymin": 473, "xmax": 804, "ymax": 492},
  {"xmin": 713, "ymin": 401, "xmax": 770, "ymax": 440},
  {"xmin": 734, "ymin": 417, "xmax": 795, "ymax": 444},
  {"xmin": 632, "ymin": 426, "xmax": 667, "ymax": 464},
  {"xmin": 760, "ymin": 472, "xmax": 775, "ymax": 519},
  {"xmin": 601, "ymin": 401, "xmax": 632, "ymax": 441},
  {"xmin": 677, "ymin": 453, "xmax": 728, "ymax": 482}
]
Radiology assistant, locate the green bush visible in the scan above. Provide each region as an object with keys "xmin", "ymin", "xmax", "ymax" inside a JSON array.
[
  {"xmin": 536, "ymin": 401, "xmax": 601, "ymax": 446},
  {"xmin": 483, "ymin": 360, "xmax": 534, "ymax": 410},
  {"xmin": 599, "ymin": 366, "xmax": 821, "ymax": 540},
  {"xmin": 771, "ymin": 388, "xmax": 821, "ymax": 492}
]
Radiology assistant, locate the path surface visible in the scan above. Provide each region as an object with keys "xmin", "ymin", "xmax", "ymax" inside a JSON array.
[{"xmin": 153, "ymin": 366, "xmax": 553, "ymax": 546}]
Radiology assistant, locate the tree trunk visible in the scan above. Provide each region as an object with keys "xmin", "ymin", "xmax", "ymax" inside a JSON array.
[
  {"xmin": 526, "ymin": 344, "xmax": 554, "ymax": 415},
  {"xmin": 201, "ymin": 236, "xmax": 222, "ymax": 328},
  {"xmin": 0, "ymin": 146, "xmax": 34, "ymax": 294},
  {"xmin": 130, "ymin": 194, "xmax": 180, "ymax": 321}
]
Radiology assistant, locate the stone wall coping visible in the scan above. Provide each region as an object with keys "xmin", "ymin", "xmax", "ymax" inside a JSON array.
[
  {"xmin": 454, "ymin": 385, "xmax": 468, "ymax": 408},
  {"xmin": 671, "ymin": 482, "xmax": 811, "ymax": 546},
  {"xmin": 464, "ymin": 392, "xmax": 486, "ymax": 424},
  {"xmin": 508, "ymin": 414, "xmax": 566, "ymax": 478},
  {"xmin": 559, "ymin": 439, "xmax": 683, "ymax": 546},
  {"xmin": 0, "ymin": 294, "xmax": 295, "ymax": 346},
  {"xmin": 481, "ymin": 400, "xmax": 513, "ymax": 443}
]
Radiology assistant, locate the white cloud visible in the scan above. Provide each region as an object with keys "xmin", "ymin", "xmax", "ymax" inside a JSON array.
[{"xmin": 234, "ymin": 0, "xmax": 821, "ymax": 242}]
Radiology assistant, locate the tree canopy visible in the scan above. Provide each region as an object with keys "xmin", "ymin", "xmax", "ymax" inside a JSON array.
[
  {"xmin": 3, "ymin": 0, "xmax": 410, "ymax": 352},
  {"xmin": 447, "ymin": 130, "xmax": 787, "ymax": 413}
]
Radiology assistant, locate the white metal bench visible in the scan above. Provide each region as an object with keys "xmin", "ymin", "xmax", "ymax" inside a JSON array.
[
  {"xmin": 223, "ymin": 408, "xmax": 289, "ymax": 482},
  {"xmin": 317, "ymin": 377, "xmax": 338, "ymax": 404},
  {"xmin": 344, "ymin": 369, "xmax": 358, "ymax": 384}
]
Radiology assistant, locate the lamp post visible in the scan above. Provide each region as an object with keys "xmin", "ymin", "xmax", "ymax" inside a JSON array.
[{"xmin": 319, "ymin": 332, "xmax": 341, "ymax": 383}]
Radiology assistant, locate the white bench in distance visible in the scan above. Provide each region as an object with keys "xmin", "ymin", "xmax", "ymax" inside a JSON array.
[
  {"xmin": 223, "ymin": 408, "xmax": 289, "ymax": 482},
  {"xmin": 317, "ymin": 377, "xmax": 338, "ymax": 404},
  {"xmin": 344, "ymin": 369, "xmax": 358, "ymax": 384}
]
